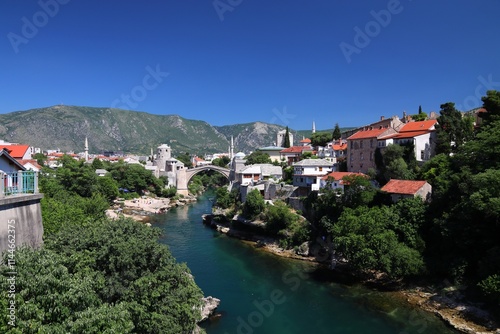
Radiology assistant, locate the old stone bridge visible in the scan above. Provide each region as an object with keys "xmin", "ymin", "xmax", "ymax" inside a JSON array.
[{"xmin": 176, "ymin": 165, "xmax": 230, "ymax": 196}]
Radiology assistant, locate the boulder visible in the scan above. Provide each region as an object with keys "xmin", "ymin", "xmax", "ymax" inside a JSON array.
[{"xmin": 199, "ymin": 296, "xmax": 221, "ymax": 322}]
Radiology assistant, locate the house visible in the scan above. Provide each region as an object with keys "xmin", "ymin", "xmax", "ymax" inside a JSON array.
[
  {"xmin": 392, "ymin": 120, "xmax": 437, "ymax": 162},
  {"xmin": 280, "ymin": 146, "xmax": 313, "ymax": 165},
  {"xmin": 292, "ymin": 158, "xmax": 334, "ymax": 195},
  {"xmin": 380, "ymin": 179, "xmax": 432, "ymax": 202},
  {"xmin": 192, "ymin": 156, "xmax": 211, "ymax": 167},
  {"xmin": 317, "ymin": 140, "xmax": 347, "ymax": 168},
  {"xmin": 320, "ymin": 171, "xmax": 366, "ymax": 192},
  {"xmin": 257, "ymin": 146, "xmax": 284, "ymax": 163},
  {"xmin": 95, "ymin": 169, "xmax": 108, "ymax": 177},
  {"xmin": 237, "ymin": 164, "xmax": 283, "ymax": 185},
  {"xmin": 18, "ymin": 159, "xmax": 43, "ymax": 172},
  {"xmin": 346, "ymin": 116, "xmax": 402, "ymax": 173},
  {"xmin": 0, "ymin": 144, "xmax": 32, "ymax": 160},
  {"xmin": 299, "ymin": 138, "xmax": 311, "ymax": 146}
]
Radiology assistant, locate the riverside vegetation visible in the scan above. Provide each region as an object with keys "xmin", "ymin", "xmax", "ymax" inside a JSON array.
[
  {"xmin": 0, "ymin": 156, "xmax": 206, "ymax": 333},
  {"xmin": 211, "ymin": 91, "xmax": 500, "ymax": 331}
]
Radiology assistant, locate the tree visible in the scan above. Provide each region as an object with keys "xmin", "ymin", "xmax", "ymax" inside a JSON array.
[
  {"xmin": 310, "ymin": 132, "xmax": 332, "ymax": 147},
  {"xmin": 332, "ymin": 205, "xmax": 424, "ymax": 278},
  {"xmin": 332, "ymin": 123, "xmax": 341, "ymax": 141},
  {"xmin": 435, "ymin": 102, "xmax": 474, "ymax": 154},
  {"xmin": 283, "ymin": 126, "xmax": 291, "ymax": 148},
  {"xmin": 176, "ymin": 152, "xmax": 192, "ymax": 167},
  {"xmin": 244, "ymin": 151, "xmax": 272, "ymax": 165},
  {"xmin": 212, "ymin": 155, "xmax": 230, "ymax": 167},
  {"xmin": 91, "ymin": 157, "xmax": 104, "ymax": 170},
  {"xmin": 342, "ymin": 175, "xmax": 376, "ymax": 208},
  {"xmin": 411, "ymin": 105, "xmax": 427, "ymax": 121},
  {"xmin": 0, "ymin": 218, "xmax": 204, "ymax": 333},
  {"xmin": 215, "ymin": 186, "xmax": 233, "ymax": 209},
  {"xmin": 33, "ymin": 152, "xmax": 47, "ymax": 166},
  {"xmin": 242, "ymin": 189, "xmax": 265, "ymax": 219},
  {"xmin": 479, "ymin": 90, "xmax": 500, "ymax": 125}
]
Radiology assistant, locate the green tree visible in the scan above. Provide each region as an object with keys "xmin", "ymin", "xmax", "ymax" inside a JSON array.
[
  {"xmin": 97, "ymin": 175, "xmax": 119, "ymax": 203},
  {"xmin": 215, "ymin": 186, "xmax": 233, "ymax": 209},
  {"xmin": 242, "ymin": 189, "xmax": 265, "ymax": 219},
  {"xmin": 332, "ymin": 123, "xmax": 342, "ymax": 141},
  {"xmin": 480, "ymin": 90, "xmax": 500, "ymax": 125},
  {"xmin": 310, "ymin": 132, "xmax": 332, "ymax": 147},
  {"xmin": 244, "ymin": 151, "xmax": 272, "ymax": 165},
  {"xmin": 212, "ymin": 155, "xmax": 230, "ymax": 167},
  {"xmin": 283, "ymin": 126, "xmax": 291, "ymax": 148},
  {"xmin": 332, "ymin": 206, "xmax": 424, "ymax": 278},
  {"xmin": 91, "ymin": 157, "xmax": 104, "ymax": 170},
  {"xmin": 33, "ymin": 152, "xmax": 47, "ymax": 166},
  {"xmin": 342, "ymin": 175, "xmax": 376, "ymax": 208},
  {"xmin": 176, "ymin": 152, "xmax": 192, "ymax": 167},
  {"xmin": 435, "ymin": 102, "xmax": 474, "ymax": 154}
]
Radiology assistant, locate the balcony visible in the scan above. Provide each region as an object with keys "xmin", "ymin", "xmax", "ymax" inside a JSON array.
[{"xmin": 0, "ymin": 171, "xmax": 39, "ymax": 198}]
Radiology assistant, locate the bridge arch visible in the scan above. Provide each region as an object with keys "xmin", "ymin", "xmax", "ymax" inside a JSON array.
[{"xmin": 176, "ymin": 165, "xmax": 230, "ymax": 196}]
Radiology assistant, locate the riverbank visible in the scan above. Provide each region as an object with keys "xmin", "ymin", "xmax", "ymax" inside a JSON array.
[
  {"xmin": 106, "ymin": 194, "xmax": 198, "ymax": 222},
  {"xmin": 203, "ymin": 213, "xmax": 500, "ymax": 334}
]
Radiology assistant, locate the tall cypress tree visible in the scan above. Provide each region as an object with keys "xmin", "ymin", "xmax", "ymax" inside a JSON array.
[
  {"xmin": 332, "ymin": 123, "xmax": 341, "ymax": 141},
  {"xmin": 284, "ymin": 126, "xmax": 291, "ymax": 148}
]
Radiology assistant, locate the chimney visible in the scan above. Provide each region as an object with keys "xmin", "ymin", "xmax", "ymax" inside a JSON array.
[{"xmin": 380, "ymin": 116, "xmax": 385, "ymax": 121}]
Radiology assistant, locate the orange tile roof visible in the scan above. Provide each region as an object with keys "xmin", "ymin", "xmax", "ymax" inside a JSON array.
[
  {"xmin": 399, "ymin": 120, "xmax": 437, "ymax": 132},
  {"xmin": 394, "ymin": 130, "xmax": 432, "ymax": 139},
  {"xmin": 380, "ymin": 179, "xmax": 428, "ymax": 195},
  {"xmin": 347, "ymin": 128, "xmax": 389, "ymax": 140},
  {"xmin": 0, "ymin": 145, "xmax": 29, "ymax": 159},
  {"xmin": 18, "ymin": 159, "xmax": 43, "ymax": 169},
  {"xmin": 321, "ymin": 171, "xmax": 366, "ymax": 181},
  {"xmin": 332, "ymin": 143, "xmax": 347, "ymax": 150},
  {"xmin": 300, "ymin": 138, "xmax": 311, "ymax": 143}
]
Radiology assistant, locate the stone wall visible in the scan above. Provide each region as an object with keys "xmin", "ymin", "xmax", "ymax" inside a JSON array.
[{"xmin": 0, "ymin": 194, "xmax": 44, "ymax": 256}]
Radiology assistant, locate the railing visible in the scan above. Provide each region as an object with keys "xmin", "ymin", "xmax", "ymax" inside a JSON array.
[{"xmin": 0, "ymin": 171, "xmax": 39, "ymax": 198}]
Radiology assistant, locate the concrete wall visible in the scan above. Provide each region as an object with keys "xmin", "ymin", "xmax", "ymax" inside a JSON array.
[{"xmin": 0, "ymin": 194, "xmax": 44, "ymax": 256}]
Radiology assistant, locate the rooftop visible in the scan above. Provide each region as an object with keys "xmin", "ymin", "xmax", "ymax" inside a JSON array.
[
  {"xmin": 293, "ymin": 158, "xmax": 334, "ymax": 167},
  {"xmin": 399, "ymin": 120, "xmax": 437, "ymax": 132},
  {"xmin": 380, "ymin": 179, "xmax": 428, "ymax": 195}
]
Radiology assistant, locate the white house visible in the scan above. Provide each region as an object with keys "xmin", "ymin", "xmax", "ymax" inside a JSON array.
[
  {"xmin": 292, "ymin": 158, "xmax": 334, "ymax": 195},
  {"xmin": 238, "ymin": 164, "xmax": 283, "ymax": 185},
  {"xmin": 392, "ymin": 120, "xmax": 437, "ymax": 162}
]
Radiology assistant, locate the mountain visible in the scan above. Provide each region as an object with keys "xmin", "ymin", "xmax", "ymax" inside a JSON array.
[{"xmin": 0, "ymin": 105, "xmax": 354, "ymax": 155}]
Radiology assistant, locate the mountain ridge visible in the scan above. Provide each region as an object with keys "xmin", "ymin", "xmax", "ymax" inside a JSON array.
[{"xmin": 0, "ymin": 105, "xmax": 350, "ymax": 155}]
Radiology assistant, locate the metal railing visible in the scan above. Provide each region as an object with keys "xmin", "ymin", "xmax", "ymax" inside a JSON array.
[{"xmin": 0, "ymin": 171, "xmax": 39, "ymax": 198}]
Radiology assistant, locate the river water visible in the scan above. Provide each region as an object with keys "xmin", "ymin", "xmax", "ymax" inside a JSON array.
[{"xmin": 153, "ymin": 191, "xmax": 457, "ymax": 334}]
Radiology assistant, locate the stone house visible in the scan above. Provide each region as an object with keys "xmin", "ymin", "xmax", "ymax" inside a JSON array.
[{"xmin": 380, "ymin": 179, "xmax": 432, "ymax": 202}]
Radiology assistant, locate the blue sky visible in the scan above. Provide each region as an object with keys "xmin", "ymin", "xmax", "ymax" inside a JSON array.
[{"xmin": 1, "ymin": 0, "xmax": 499, "ymax": 130}]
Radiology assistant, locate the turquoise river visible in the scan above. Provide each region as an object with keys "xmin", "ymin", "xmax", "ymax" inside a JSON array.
[{"xmin": 153, "ymin": 191, "xmax": 457, "ymax": 334}]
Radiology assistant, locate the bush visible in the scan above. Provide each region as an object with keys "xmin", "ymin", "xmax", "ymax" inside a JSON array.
[{"xmin": 242, "ymin": 189, "xmax": 265, "ymax": 219}]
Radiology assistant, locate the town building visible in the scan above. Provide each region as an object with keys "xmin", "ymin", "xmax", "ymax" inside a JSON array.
[
  {"xmin": 280, "ymin": 145, "xmax": 313, "ymax": 165},
  {"xmin": 276, "ymin": 129, "xmax": 294, "ymax": 147},
  {"xmin": 292, "ymin": 158, "xmax": 334, "ymax": 195},
  {"xmin": 346, "ymin": 116, "xmax": 403, "ymax": 173},
  {"xmin": 257, "ymin": 146, "xmax": 285, "ymax": 163},
  {"xmin": 320, "ymin": 171, "xmax": 366, "ymax": 192},
  {"xmin": 380, "ymin": 179, "xmax": 432, "ymax": 202}
]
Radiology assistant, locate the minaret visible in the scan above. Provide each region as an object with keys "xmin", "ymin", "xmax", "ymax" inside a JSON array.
[
  {"xmin": 84, "ymin": 137, "xmax": 89, "ymax": 162},
  {"xmin": 312, "ymin": 121, "xmax": 316, "ymax": 134},
  {"xmin": 230, "ymin": 136, "xmax": 234, "ymax": 160}
]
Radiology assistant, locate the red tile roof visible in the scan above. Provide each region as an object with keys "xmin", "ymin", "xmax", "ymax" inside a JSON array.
[
  {"xmin": 300, "ymin": 138, "xmax": 311, "ymax": 143},
  {"xmin": 380, "ymin": 179, "xmax": 428, "ymax": 195},
  {"xmin": 347, "ymin": 128, "xmax": 389, "ymax": 140},
  {"xmin": 0, "ymin": 145, "xmax": 29, "ymax": 159},
  {"xmin": 280, "ymin": 146, "xmax": 312, "ymax": 154},
  {"xmin": 399, "ymin": 120, "xmax": 437, "ymax": 132}
]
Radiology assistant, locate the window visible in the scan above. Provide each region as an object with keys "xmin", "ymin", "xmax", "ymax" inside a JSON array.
[
  {"xmin": 319, "ymin": 167, "xmax": 323, "ymax": 172},
  {"xmin": 421, "ymin": 150, "xmax": 425, "ymax": 160},
  {"xmin": 360, "ymin": 140, "xmax": 363, "ymax": 149},
  {"xmin": 370, "ymin": 152, "xmax": 373, "ymax": 161},
  {"xmin": 360, "ymin": 152, "xmax": 363, "ymax": 160},
  {"xmin": 370, "ymin": 139, "xmax": 373, "ymax": 148}
]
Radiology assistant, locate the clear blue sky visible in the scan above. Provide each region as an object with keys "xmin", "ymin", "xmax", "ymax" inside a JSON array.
[{"xmin": 1, "ymin": 0, "xmax": 499, "ymax": 130}]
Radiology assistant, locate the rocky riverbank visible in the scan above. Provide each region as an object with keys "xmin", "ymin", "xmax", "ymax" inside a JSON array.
[
  {"xmin": 106, "ymin": 194, "xmax": 198, "ymax": 222},
  {"xmin": 202, "ymin": 213, "xmax": 500, "ymax": 334}
]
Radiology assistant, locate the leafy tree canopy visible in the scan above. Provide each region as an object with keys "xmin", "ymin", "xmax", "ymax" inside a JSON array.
[
  {"xmin": 244, "ymin": 151, "xmax": 272, "ymax": 165},
  {"xmin": 311, "ymin": 132, "xmax": 332, "ymax": 147}
]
